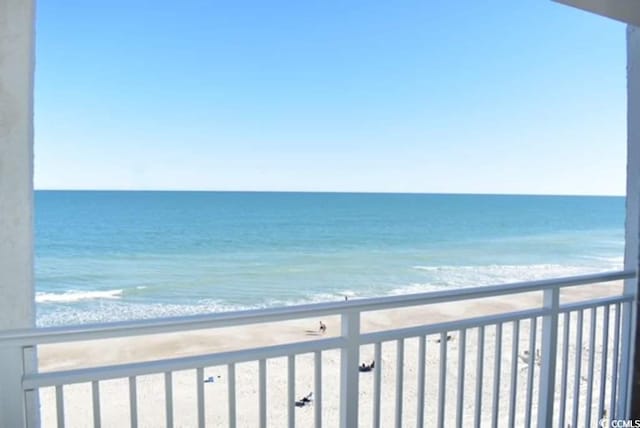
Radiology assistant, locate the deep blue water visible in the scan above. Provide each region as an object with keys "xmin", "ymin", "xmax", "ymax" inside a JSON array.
[{"xmin": 35, "ymin": 191, "xmax": 625, "ymax": 326}]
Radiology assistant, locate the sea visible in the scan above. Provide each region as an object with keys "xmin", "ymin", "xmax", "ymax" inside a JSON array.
[{"xmin": 35, "ymin": 191, "xmax": 625, "ymax": 327}]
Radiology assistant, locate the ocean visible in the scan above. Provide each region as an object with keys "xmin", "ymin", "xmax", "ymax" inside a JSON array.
[{"xmin": 35, "ymin": 191, "xmax": 624, "ymax": 326}]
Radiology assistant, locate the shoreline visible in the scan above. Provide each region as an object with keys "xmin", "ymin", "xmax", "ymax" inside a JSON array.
[
  {"xmin": 38, "ymin": 281, "xmax": 622, "ymax": 371},
  {"xmin": 35, "ymin": 264, "xmax": 625, "ymax": 327}
]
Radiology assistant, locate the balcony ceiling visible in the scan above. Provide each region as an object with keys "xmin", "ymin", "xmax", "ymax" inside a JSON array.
[{"xmin": 553, "ymin": 0, "xmax": 640, "ymax": 26}]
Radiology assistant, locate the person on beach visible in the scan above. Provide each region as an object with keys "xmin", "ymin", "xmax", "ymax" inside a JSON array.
[
  {"xmin": 295, "ymin": 392, "xmax": 313, "ymax": 407},
  {"xmin": 359, "ymin": 361, "xmax": 375, "ymax": 372},
  {"xmin": 204, "ymin": 375, "xmax": 220, "ymax": 383},
  {"xmin": 435, "ymin": 334, "xmax": 453, "ymax": 343},
  {"xmin": 319, "ymin": 321, "xmax": 327, "ymax": 334}
]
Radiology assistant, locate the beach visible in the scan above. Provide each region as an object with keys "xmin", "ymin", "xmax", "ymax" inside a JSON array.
[{"xmin": 38, "ymin": 281, "xmax": 623, "ymax": 427}]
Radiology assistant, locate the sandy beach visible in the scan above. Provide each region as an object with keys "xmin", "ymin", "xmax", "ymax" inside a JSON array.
[{"xmin": 38, "ymin": 281, "xmax": 624, "ymax": 427}]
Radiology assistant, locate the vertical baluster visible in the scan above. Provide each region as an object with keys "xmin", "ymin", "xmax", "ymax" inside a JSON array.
[
  {"xmin": 228, "ymin": 363, "xmax": 237, "ymax": 428},
  {"xmin": 491, "ymin": 323, "xmax": 502, "ymax": 428},
  {"xmin": 55, "ymin": 385, "xmax": 65, "ymax": 428},
  {"xmin": 22, "ymin": 346, "xmax": 39, "ymax": 428},
  {"xmin": 395, "ymin": 339, "xmax": 404, "ymax": 428},
  {"xmin": 474, "ymin": 326, "xmax": 485, "ymax": 428},
  {"xmin": 585, "ymin": 307, "xmax": 598, "ymax": 427},
  {"xmin": 129, "ymin": 376, "xmax": 138, "ymax": 428},
  {"xmin": 610, "ymin": 303, "xmax": 622, "ymax": 419},
  {"xmin": 437, "ymin": 332, "xmax": 447, "ymax": 428},
  {"xmin": 558, "ymin": 312, "xmax": 571, "ymax": 428},
  {"xmin": 417, "ymin": 336, "xmax": 426, "ymax": 428},
  {"xmin": 617, "ymin": 300, "xmax": 634, "ymax": 417},
  {"xmin": 196, "ymin": 367, "xmax": 205, "ymax": 428},
  {"xmin": 340, "ymin": 310, "xmax": 360, "ymax": 428},
  {"xmin": 259, "ymin": 359, "xmax": 267, "ymax": 428},
  {"xmin": 288, "ymin": 355, "xmax": 295, "ymax": 428},
  {"xmin": 571, "ymin": 310, "xmax": 584, "ymax": 428},
  {"xmin": 524, "ymin": 317, "xmax": 537, "ymax": 428},
  {"xmin": 165, "ymin": 372, "xmax": 173, "ymax": 428},
  {"xmin": 24, "ymin": 387, "xmax": 38, "ymax": 428},
  {"xmin": 456, "ymin": 329, "xmax": 467, "ymax": 428},
  {"xmin": 373, "ymin": 342, "xmax": 382, "ymax": 428},
  {"xmin": 92, "ymin": 381, "xmax": 101, "ymax": 428},
  {"xmin": 597, "ymin": 306, "xmax": 610, "ymax": 423},
  {"xmin": 314, "ymin": 351, "xmax": 322, "ymax": 428},
  {"xmin": 537, "ymin": 287, "xmax": 560, "ymax": 427},
  {"xmin": 508, "ymin": 321, "xmax": 519, "ymax": 428}
]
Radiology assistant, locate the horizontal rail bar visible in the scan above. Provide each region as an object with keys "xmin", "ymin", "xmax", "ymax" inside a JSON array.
[
  {"xmin": 0, "ymin": 270, "xmax": 633, "ymax": 347},
  {"xmin": 559, "ymin": 294, "xmax": 632, "ymax": 313},
  {"xmin": 360, "ymin": 308, "xmax": 546, "ymax": 345},
  {"xmin": 23, "ymin": 337, "xmax": 344, "ymax": 389}
]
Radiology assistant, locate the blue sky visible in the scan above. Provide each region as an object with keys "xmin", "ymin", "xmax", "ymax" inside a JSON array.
[{"xmin": 35, "ymin": 1, "xmax": 626, "ymax": 195}]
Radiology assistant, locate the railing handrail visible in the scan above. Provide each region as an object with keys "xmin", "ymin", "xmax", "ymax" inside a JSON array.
[
  {"xmin": 22, "ymin": 336, "xmax": 347, "ymax": 389},
  {"xmin": 19, "ymin": 293, "xmax": 635, "ymax": 390},
  {"xmin": 0, "ymin": 269, "xmax": 634, "ymax": 347}
]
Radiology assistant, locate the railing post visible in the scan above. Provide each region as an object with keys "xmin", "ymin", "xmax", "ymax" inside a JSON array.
[
  {"xmin": 618, "ymin": 299, "xmax": 636, "ymax": 418},
  {"xmin": 0, "ymin": 346, "xmax": 29, "ymax": 428},
  {"xmin": 23, "ymin": 346, "xmax": 39, "ymax": 428},
  {"xmin": 624, "ymin": 24, "xmax": 640, "ymax": 420},
  {"xmin": 536, "ymin": 287, "xmax": 559, "ymax": 427},
  {"xmin": 340, "ymin": 310, "xmax": 360, "ymax": 428}
]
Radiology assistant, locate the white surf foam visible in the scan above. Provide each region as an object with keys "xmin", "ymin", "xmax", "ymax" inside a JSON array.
[
  {"xmin": 36, "ymin": 289, "xmax": 124, "ymax": 303},
  {"xmin": 36, "ymin": 262, "xmax": 625, "ymax": 326},
  {"xmin": 401, "ymin": 263, "xmax": 617, "ymax": 295}
]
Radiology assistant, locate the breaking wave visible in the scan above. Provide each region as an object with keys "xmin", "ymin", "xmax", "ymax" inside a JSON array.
[{"xmin": 36, "ymin": 289, "xmax": 124, "ymax": 303}]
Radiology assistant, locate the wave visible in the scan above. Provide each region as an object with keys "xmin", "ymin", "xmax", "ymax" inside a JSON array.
[
  {"xmin": 411, "ymin": 262, "xmax": 619, "ymax": 278},
  {"xmin": 35, "ymin": 291, "xmax": 366, "ymax": 326},
  {"xmin": 402, "ymin": 262, "xmax": 622, "ymax": 295},
  {"xmin": 413, "ymin": 263, "xmax": 598, "ymax": 272},
  {"xmin": 37, "ymin": 299, "xmax": 259, "ymax": 326},
  {"xmin": 36, "ymin": 261, "xmax": 625, "ymax": 326},
  {"xmin": 581, "ymin": 255, "xmax": 624, "ymax": 266},
  {"xmin": 36, "ymin": 289, "xmax": 124, "ymax": 303}
]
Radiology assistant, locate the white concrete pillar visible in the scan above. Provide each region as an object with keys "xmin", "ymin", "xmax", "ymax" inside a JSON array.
[
  {"xmin": 624, "ymin": 24, "xmax": 640, "ymax": 419},
  {"xmin": 0, "ymin": 0, "xmax": 36, "ymax": 426},
  {"xmin": 0, "ymin": 0, "xmax": 36, "ymax": 328}
]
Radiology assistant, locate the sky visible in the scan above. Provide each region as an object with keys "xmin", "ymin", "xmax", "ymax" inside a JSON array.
[{"xmin": 34, "ymin": 1, "xmax": 627, "ymax": 195}]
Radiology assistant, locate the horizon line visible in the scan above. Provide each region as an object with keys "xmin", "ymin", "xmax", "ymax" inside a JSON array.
[{"xmin": 33, "ymin": 189, "xmax": 626, "ymax": 198}]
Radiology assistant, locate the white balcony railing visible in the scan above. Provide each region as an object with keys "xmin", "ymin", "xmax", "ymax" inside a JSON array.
[{"xmin": 0, "ymin": 270, "xmax": 635, "ymax": 427}]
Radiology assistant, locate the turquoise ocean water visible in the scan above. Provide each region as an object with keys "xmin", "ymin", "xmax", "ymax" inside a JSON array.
[{"xmin": 35, "ymin": 191, "xmax": 624, "ymax": 326}]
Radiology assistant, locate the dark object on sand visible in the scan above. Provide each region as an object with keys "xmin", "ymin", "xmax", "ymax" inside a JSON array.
[
  {"xmin": 295, "ymin": 392, "xmax": 313, "ymax": 407},
  {"xmin": 436, "ymin": 335, "xmax": 453, "ymax": 343},
  {"xmin": 359, "ymin": 361, "xmax": 375, "ymax": 372},
  {"xmin": 319, "ymin": 321, "xmax": 327, "ymax": 334}
]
